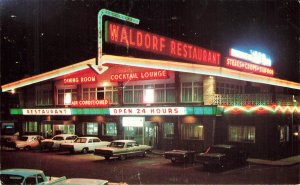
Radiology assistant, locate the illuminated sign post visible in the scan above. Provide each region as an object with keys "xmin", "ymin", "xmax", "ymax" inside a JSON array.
[
  {"xmin": 225, "ymin": 48, "xmax": 275, "ymax": 76},
  {"xmin": 105, "ymin": 21, "xmax": 221, "ymax": 66},
  {"xmin": 97, "ymin": 9, "xmax": 140, "ymax": 66}
]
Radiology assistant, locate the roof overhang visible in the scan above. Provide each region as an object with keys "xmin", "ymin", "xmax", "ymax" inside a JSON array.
[{"xmin": 2, "ymin": 55, "xmax": 300, "ymax": 92}]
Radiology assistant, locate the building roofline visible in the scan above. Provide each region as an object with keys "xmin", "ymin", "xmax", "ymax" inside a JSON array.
[{"xmin": 2, "ymin": 55, "xmax": 300, "ymax": 92}]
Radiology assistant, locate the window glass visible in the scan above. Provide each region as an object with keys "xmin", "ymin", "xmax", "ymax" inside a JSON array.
[
  {"xmin": 102, "ymin": 122, "xmax": 117, "ymax": 136},
  {"xmin": 163, "ymin": 123, "xmax": 174, "ymax": 139},
  {"xmin": 37, "ymin": 175, "xmax": 44, "ymax": 183},
  {"xmin": 279, "ymin": 125, "xmax": 289, "ymax": 142},
  {"xmin": 182, "ymin": 82, "xmax": 203, "ymax": 103},
  {"xmin": 93, "ymin": 139, "xmax": 100, "ymax": 142},
  {"xmin": 24, "ymin": 121, "xmax": 38, "ymax": 132},
  {"xmin": 57, "ymin": 88, "xmax": 77, "ymax": 105},
  {"xmin": 228, "ymin": 125, "xmax": 255, "ymax": 143},
  {"xmin": 181, "ymin": 124, "xmax": 204, "ymax": 140},
  {"xmin": 86, "ymin": 123, "xmax": 98, "ymax": 135}
]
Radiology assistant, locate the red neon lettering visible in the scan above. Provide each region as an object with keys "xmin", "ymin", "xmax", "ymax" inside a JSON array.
[
  {"xmin": 129, "ymin": 30, "xmax": 135, "ymax": 46},
  {"xmin": 145, "ymin": 34, "xmax": 151, "ymax": 49},
  {"xmin": 137, "ymin": 31, "xmax": 143, "ymax": 47},
  {"xmin": 152, "ymin": 35, "xmax": 158, "ymax": 51},
  {"xmin": 120, "ymin": 27, "xmax": 128, "ymax": 44},
  {"xmin": 159, "ymin": 38, "xmax": 165, "ymax": 52},
  {"xmin": 109, "ymin": 24, "xmax": 119, "ymax": 41}
]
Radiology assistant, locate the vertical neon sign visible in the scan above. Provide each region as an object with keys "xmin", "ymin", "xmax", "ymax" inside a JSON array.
[{"xmin": 97, "ymin": 9, "xmax": 140, "ymax": 66}]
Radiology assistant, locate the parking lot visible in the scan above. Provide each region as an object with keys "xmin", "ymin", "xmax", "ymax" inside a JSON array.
[{"xmin": 1, "ymin": 149, "xmax": 299, "ymax": 184}]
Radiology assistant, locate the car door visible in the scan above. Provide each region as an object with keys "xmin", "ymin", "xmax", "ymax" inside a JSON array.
[{"xmin": 92, "ymin": 138, "xmax": 101, "ymax": 151}]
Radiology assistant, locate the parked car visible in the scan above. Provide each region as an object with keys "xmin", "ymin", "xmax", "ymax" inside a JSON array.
[
  {"xmin": 41, "ymin": 134, "xmax": 77, "ymax": 151},
  {"xmin": 94, "ymin": 140, "xmax": 152, "ymax": 160},
  {"xmin": 52, "ymin": 178, "xmax": 127, "ymax": 185},
  {"xmin": 195, "ymin": 144, "xmax": 248, "ymax": 169},
  {"xmin": 0, "ymin": 168, "xmax": 66, "ymax": 185},
  {"xmin": 60, "ymin": 137, "xmax": 110, "ymax": 154},
  {"xmin": 164, "ymin": 150, "xmax": 197, "ymax": 163},
  {"xmin": 15, "ymin": 135, "xmax": 45, "ymax": 150}
]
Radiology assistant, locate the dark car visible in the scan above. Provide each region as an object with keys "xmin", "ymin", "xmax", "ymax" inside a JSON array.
[
  {"xmin": 195, "ymin": 144, "xmax": 248, "ymax": 169},
  {"xmin": 164, "ymin": 150, "xmax": 197, "ymax": 163}
]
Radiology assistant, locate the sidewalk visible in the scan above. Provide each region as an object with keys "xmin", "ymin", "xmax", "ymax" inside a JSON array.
[{"xmin": 151, "ymin": 149, "xmax": 300, "ymax": 166}]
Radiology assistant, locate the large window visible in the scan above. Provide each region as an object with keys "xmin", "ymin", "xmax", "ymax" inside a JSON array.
[
  {"xmin": 86, "ymin": 123, "xmax": 98, "ymax": 135},
  {"xmin": 181, "ymin": 124, "xmax": 204, "ymax": 140},
  {"xmin": 228, "ymin": 125, "xmax": 255, "ymax": 143},
  {"xmin": 57, "ymin": 88, "xmax": 77, "ymax": 105},
  {"xmin": 24, "ymin": 121, "xmax": 38, "ymax": 132},
  {"xmin": 279, "ymin": 125, "xmax": 289, "ymax": 142},
  {"xmin": 181, "ymin": 82, "xmax": 203, "ymax": 103},
  {"xmin": 163, "ymin": 123, "xmax": 174, "ymax": 139},
  {"xmin": 82, "ymin": 86, "xmax": 118, "ymax": 104},
  {"xmin": 36, "ymin": 85, "xmax": 53, "ymax": 106},
  {"xmin": 124, "ymin": 83, "xmax": 175, "ymax": 104},
  {"xmin": 102, "ymin": 122, "xmax": 117, "ymax": 136}
]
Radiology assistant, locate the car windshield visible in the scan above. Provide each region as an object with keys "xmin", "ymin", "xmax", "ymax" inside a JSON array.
[
  {"xmin": 0, "ymin": 174, "xmax": 24, "ymax": 184},
  {"xmin": 109, "ymin": 142, "xmax": 125, "ymax": 148},
  {"xmin": 74, "ymin": 138, "xmax": 87, "ymax": 143},
  {"xmin": 52, "ymin": 136, "xmax": 64, "ymax": 141},
  {"xmin": 207, "ymin": 146, "xmax": 229, "ymax": 154},
  {"xmin": 19, "ymin": 136, "xmax": 28, "ymax": 141}
]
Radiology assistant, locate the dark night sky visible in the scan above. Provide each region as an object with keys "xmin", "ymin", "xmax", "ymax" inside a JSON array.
[{"xmin": 1, "ymin": 0, "xmax": 299, "ymax": 85}]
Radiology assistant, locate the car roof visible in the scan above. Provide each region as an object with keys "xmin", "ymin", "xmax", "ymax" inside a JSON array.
[
  {"xmin": 0, "ymin": 168, "xmax": 44, "ymax": 177},
  {"xmin": 53, "ymin": 134, "xmax": 77, "ymax": 137},
  {"xmin": 212, "ymin": 144, "xmax": 236, "ymax": 149},
  {"xmin": 77, "ymin": 136, "xmax": 100, "ymax": 139},
  {"xmin": 54, "ymin": 178, "xmax": 109, "ymax": 185},
  {"xmin": 112, "ymin": 140, "xmax": 136, "ymax": 143}
]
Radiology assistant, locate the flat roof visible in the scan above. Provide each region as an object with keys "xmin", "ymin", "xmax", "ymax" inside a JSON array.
[{"xmin": 2, "ymin": 55, "xmax": 300, "ymax": 92}]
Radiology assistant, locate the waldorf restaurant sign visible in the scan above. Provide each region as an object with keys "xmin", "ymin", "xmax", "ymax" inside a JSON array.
[
  {"xmin": 105, "ymin": 21, "xmax": 221, "ymax": 66},
  {"xmin": 10, "ymin": 106, "xmax": 220, "ymax": 116}
]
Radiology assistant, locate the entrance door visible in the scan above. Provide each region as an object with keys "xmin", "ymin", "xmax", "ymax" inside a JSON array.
[{"xmin": 144, "ymin": 122, "xmax": 158, "ymax": 148}]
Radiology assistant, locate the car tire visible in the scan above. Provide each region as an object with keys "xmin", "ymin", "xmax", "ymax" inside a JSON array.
[
  {"xmin": 119, "ymin": 155, "xmax": 126, "ymax": 160},
  {"xmin": 82, "ymin": 148, "xmax": 88, "ymax": 154},
  {"xmin": 24, "ymin": 146, "xmax": 31, "ymax": 151},
  {"xmin": 105, "ymin": 156, "xmax": 110, "ymax": 160},
  {"xmin": 142, "ymin": 151, "xmax": 147, "ymax": 157},
  {"xmin": 171, "ymin": 159, "xmax": 176, "ymax": 163}
]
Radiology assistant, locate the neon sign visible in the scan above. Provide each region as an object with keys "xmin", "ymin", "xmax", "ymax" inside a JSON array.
[
  {"xmin": 105, "ymin": 21, "xmax": 221, "ymax": 66},
  {"xmin": 71, "ymin": 100, "xmax": 109, "ymax": 107},
  {"xmin": 225, "ymin": 57, "xmax": 274, "ymax": 76},
  {"xmin": 64, "ymin": 76, "xmax": 97, "ymax": 85},
  {"xmin": 110, "ymin": 107, "xmax": 187, "ymax": 115},
  {"xmin": 229, "ymin": 48, "xmax": 272, "ymax": 67},
  {"xmin": 23, "ymin": 109, "xmax": 71, "ymax": 115},
  {"xmin": 110, "ymin": 70, "xmax": 168, "ymax": 82},
  {"xmin": 223, "ymin": 105, "xmax": 300, "ymax": 115}
]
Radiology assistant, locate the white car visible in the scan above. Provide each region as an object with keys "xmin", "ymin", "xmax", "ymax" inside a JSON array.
[
  {"xmin": 15, "ymin": 135, "xmax": 44, "ymax": 150},
  {"xmin": 41, "ymin": 134, "xmax": 77, "ymax": 151},
  {"xmin": 60, "ymin": 137, "xmax": 110, "ymax": 154}
]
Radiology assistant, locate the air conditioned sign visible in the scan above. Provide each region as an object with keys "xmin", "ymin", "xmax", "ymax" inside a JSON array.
[
  {"xmin": 105, "ymin": 21, "xmax": 221, "ymax": 66},
  {"xmin": 110, "ymin": 70, "xmax": 168, "ymax": 82},
  {"xmin": 71, "ymin": 99, "xmax": 109, "ymax": 107}
]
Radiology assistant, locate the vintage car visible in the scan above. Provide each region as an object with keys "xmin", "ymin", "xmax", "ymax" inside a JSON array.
[
  {"xmin": 52, "ymin": 178, "xmax": 127, "ymax": 185},
  {"xmin": 164, "ymin": 150, "xmax": 197, "ymax": 163},
  {"xmin": 15, "ymin": 135, "xmax": 45, "ymax": 150},
  {"xmin": 60, "ymin": 136, "xmax": 110, "ymax": 154},
  {"xmin": 94, "ymin": 140, "xmax": 152, "ymax": 160},
  {"xmin": 0, "ymin": 168, "xmax": 66, "ymax": 185},
  {"xmin": 195, "ymin": 144, "xmax": 248, "ymax": 169},
  {"xmin": 41, "ymin": 134, "xmax": 77, "ymax": 151}
]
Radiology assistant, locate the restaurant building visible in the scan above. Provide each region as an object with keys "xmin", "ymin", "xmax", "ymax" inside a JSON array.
[{"xmin": 1, "ymin": 16, "xmax": 300, "ymax": 160}]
